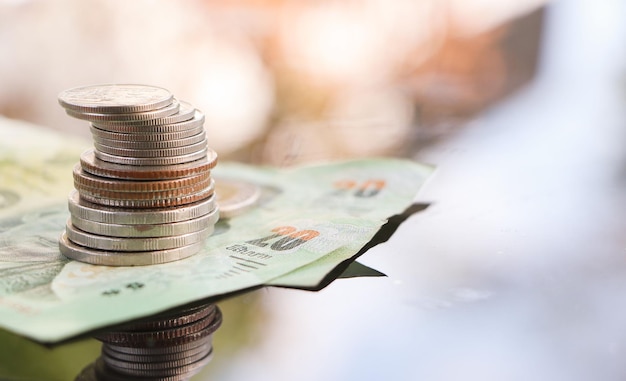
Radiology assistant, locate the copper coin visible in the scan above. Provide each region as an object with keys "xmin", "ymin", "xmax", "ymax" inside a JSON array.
[
  {"xmin": 80, "ymin": 149, "xmax": 218, "ymax": 180},
  {"xmin": 78, "ymin": 184, "xmax": 214, "ymax": 208},
  {"xmin": 75, "ymin": 179, "xmax": 211, "ymax": 200},
  {"xmin": 72, "ymin": 164, "xmax": 210, "ymax": 192}
]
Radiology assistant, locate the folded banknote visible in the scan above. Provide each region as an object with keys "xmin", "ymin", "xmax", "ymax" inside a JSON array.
[{"xmin": 0, "ymin": 117, "xmax": 433, "ymax": 342}]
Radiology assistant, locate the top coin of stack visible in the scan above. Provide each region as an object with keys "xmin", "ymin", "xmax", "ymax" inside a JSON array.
[{"xmin": 57, "ymin": 84, "xmax": 219, "ymax": 266}]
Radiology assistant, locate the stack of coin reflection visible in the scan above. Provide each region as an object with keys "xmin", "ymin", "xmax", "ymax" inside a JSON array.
[
  {"xmin": 76, "ymin": 303, "xmax": 222, "ymax": 381},
  {"xmin": 57, "ymin": 84, "xmax": 219, "ymax": 266}
]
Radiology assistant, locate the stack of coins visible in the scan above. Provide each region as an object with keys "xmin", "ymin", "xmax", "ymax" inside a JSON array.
[
  {"xmin": 57, "ymin": 84, "xmax": 219, "ymax": 266},
  {"xmin": 76, "ymin": 303, "xmax": 222, "ymax": 381}
]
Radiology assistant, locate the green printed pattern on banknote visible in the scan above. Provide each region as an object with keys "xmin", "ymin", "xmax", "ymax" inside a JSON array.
[{"xmin": 0, "ymin": 117, "xmax": 433, "ymax": 342}]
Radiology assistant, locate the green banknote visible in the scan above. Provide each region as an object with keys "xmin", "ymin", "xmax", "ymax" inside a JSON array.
[
  {"xmin": 0, "ymin": 117, "xmax": 433, "ymax": 342},
  {"xmin": 269, "ymin": 202, "xmax": 430, "ymax": 290}
]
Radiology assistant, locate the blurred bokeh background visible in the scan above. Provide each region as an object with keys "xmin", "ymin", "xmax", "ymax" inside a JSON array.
[
  {"xmin": 1, "ymin": 0, "xmax": 545, "ymax": 165},
  {"xmin": 1, "ymin": 0, "xmax": 626, "ymax": 380}
]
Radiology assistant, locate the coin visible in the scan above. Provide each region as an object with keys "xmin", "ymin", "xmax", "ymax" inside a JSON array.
[
  {"xmin": 73, "ymin": 164, "xmax": 210, "ymax": 192},
  {"xmin": 80, "ymin": 149, "xmax": 217, "ymax": 180},
  {"xmin": 102, "ymin": 308, "xmax": 222, "ymax": 348},
  {"xmin": 102, "ymin": 342, "xmax": 211, "ymax": 364},
  {"xmin": 65, "ymin": 220, "xmax": 212, "ymax": 251},
  {"xmin": 96, "ymin": 315, "xmax": 214, "ymax": 344},
  {"xmin": 76, "ymin": 178, "xmax": 214, "ymax": 206},
  {"xmin": 215, "ymin": 178, "xmax": 261, "ymax": 218},
  {"xmin": 93, "ymin": 138, "xmax": 207, "ymax": 158},
  {"xmin": 76, "ymin": 180, "xmax": 211, "ymax": 201},
  {"xmin": 58, "ymin": 232, "xmax": 206, "ymax": 266},
  {"xmin": 74, "ymin": 174, "xmax": 211, "ymax": 198},
  {"xmin": 89, "ymin": 124, "xmax": 205, "ymax": 141},
  {"xmin": 93, "ymin": 104, "xmax": 202, "ymax": 129},
  {"xmin": 58, "ymin": 84, "xmax": 220, "ymax": 268},
  {"xmin": 66, "ymin": 99, "xmax": 180, "ymax": 122},
  {"xmin": 120, "ymin": 304, "xmax": 217, "ymax": 331},
  {"xmin": 106, "ymin": 337, "xmax": 212, "ymax": 355},
  {"xmin": 106, "ymin": 350, "xmax": 213, "ymax": 378},
  {"xmin": 79, "ymin": 185, "xmax": 214, "ymax": 208},
  {"xmin": 95, "ymin": 146, "xmax": 208, "ymax": 166},
  {"xmin": 70, "ymin": 207, "xmax": 218, "ymax": 237},
  {"xmin": 93, "ymin": 131, "xmax": 207, "ymax": 150},
  {"xmin": 81, "ymin": 304, "xmax": 221, "ymax": 380},
  {"xmin": 94, "ymin": 351, "xmax": 213, "ymax": 379},
  {"xmin": 58, "ymin": 84, "xmax": 173, "ymax": 114},
  {"xmin": 68, "ymin": 190, "xmax": 217, "ymax": 225},
  {"xmin": 103, "ymin": 346, "xmax": 211, "ymax": 371}
]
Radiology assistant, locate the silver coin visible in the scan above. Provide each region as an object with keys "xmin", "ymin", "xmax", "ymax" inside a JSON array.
[
  {"xmin": 106, "ymin": 335, "xmax": 213, "ymax": 355},
  {"xmin": 95, "ymin": 146, "xmax": 208, "ymax": 166},
  {"xmin": 94, "ymin": 351, "xmax": 213, "ymax": 380},
  {"xmin": 93, "ymin": 104, "xmax": 202, "ymax": 129},
  {"xmin": 94, "ymin": 138, "xmax": 207, "ymax": 158},
  {"xmin": 101, "ymin": 309, "xmax": 222, "ymax": 348},
  {"xmin": 215, "ymin": 178, "xmax": 261, "ymax": 219},
  {"xmin": 58, "ymin": 84, "xmax": 173, "ymax": 114},
  {"xmin": 58, "ymin": 233, "xmax": 206, "ymax": 266},
  {"xmin": 89, "ymin": 124, "xmax": 205, "ymax": 141},
  {"xmin": 97, "ymin": 316, "xmax": 214, "ymax": 345},
  {"xmin": 102, "ymin": 349, "xmax": 213, "ymax": 378},
  {"xmin": 94, "ymin": 358, "xmax": 196, "ymax": 381},
  {"xmin": 93, "ymin": 130, "xmax": 207, "ymax": 150},
  {"xmin": 65, "ymin": 220, "xmax": 212, "ymax": 251},
  {"xmin": 80, "ymin": 148, "xmax": 218, "ymax": 180},
  {"xmin": 103, "ymin": 345, "xmax": 211, "ymax": 371},
  {"xmin": 70, "ymin": 207, "xmax": 218, "ymax": 237},
  {"xmin": 120, "ymin": 304, "xmax": 216, "ymax": 331},
  {"xmin": 102, "ymin": 342, "xmax": 212, "ymax": 364},
  {"xmin": 65, "ymin": 99, "xmax": 180, "ymax": 122},
  {"xmin": 68, "ymin": 190, "xmax": 217, "ymax": 225}
]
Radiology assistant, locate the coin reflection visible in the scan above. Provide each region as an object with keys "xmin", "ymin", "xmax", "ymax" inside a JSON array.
[{"xmin": 76, "ymin": 302, "xmax": 222, "ymax": 380}]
